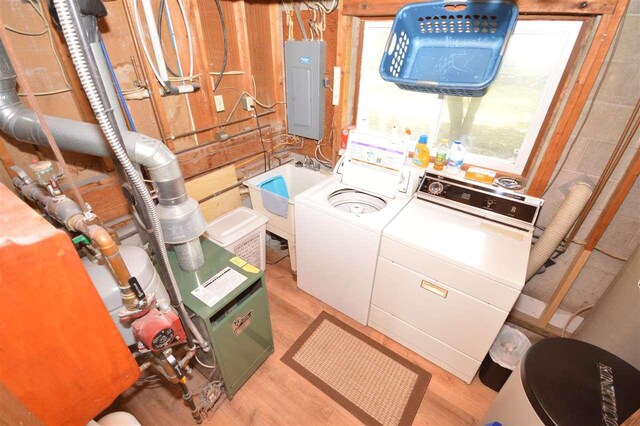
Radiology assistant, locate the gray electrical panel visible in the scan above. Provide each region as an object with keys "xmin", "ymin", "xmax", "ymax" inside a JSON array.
[{"xmin": 284, "ymin": 40, "xmax": 325, "ymax": 140}]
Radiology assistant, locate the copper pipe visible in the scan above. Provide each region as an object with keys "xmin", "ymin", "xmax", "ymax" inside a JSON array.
[
  {"xmin": 80, "ymin": 222, "xmax": 139, "ymax": 311},
  {"xmin": 154, "ymin": 357, "xmax": 180, "ymax": 384},
  {"xmin": 169, "ymin": 110, "xmax": 275, "ymax": 141}
]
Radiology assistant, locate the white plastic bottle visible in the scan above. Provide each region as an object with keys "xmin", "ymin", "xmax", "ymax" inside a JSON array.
[{"xmin": 446, "ymin": 140, "xmax": 465, "ymax": 174}]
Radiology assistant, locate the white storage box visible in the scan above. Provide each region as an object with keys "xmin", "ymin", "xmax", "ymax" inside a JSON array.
[{"xmin": 204, "ymin": 207, "xmax": 268, "ymax": 270}]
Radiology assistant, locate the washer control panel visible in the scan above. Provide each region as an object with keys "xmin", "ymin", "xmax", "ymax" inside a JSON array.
[{"xmin": 417, "ymin": 172, "xmax": 543, "ymax": 229}]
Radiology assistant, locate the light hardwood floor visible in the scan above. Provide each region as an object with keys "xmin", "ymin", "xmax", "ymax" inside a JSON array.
[{"xmin": 108, "ymin": 257, "xmax": 496, "ymax": 425}]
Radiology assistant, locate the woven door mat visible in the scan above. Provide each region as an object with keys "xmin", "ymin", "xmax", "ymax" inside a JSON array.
[{"xmin": 281, "ymin": 311, "xmax": 431, "ymax": 426}]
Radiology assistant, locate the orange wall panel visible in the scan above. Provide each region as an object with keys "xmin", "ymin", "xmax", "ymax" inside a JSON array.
[{"xmin": 0, "ymin": 184, "xmax": 139, "ymax": 425}]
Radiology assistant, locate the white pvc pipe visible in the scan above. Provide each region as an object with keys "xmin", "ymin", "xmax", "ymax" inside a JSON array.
[
  {"xmin": 140, "ymin": 0, "xmax": 170, "ymax": 83},
  {"xmin": 526, "ymin": 182, "xmax": 593, "ymax": 280}
]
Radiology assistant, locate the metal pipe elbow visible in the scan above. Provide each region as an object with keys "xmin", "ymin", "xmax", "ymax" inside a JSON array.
[{"xmin": 125, "ymin": 132, "xmax": 182, "ymax": 182}]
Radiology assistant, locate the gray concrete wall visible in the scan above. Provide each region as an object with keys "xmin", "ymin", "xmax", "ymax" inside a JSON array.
[{"xmin": 523, "ymin": 2, "xmax": 639, "ymax": 314}]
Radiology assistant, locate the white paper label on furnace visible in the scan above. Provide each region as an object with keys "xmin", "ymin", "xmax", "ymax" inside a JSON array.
[{"xmin": 191, "ymin": 266, "xmax": 247, "ymax": 307}]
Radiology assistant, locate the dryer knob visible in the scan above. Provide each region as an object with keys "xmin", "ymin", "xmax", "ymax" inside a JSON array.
[{"xmin": 428, "ymin": 181, "xmax": 444, "ymax": 195}]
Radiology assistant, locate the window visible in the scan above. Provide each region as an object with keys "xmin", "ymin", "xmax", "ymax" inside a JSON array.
[{"xmin": 357, "ymin": 20, "xmax": 582, "ymax": 174}]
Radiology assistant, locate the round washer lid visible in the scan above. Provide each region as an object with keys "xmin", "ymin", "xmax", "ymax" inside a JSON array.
[
  {"xmin": 521, "ymin": 338, "xmax": 640, "ymax": 426},
  {"xmin": 327, "ymin": 189, "xmax": 387, "ymax": 214}
]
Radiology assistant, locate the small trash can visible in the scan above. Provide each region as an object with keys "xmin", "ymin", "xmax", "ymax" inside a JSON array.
[
  {"xmin": 480, "ymin": 325, "xmax": 531, "ymax": 391},
  {"xmin": 204, "ymin": 207, "xmax": 268, "ymax": 270},
  {"xmin": 482, "ymin": 338, "xmax": 640, "ymax": 426}
]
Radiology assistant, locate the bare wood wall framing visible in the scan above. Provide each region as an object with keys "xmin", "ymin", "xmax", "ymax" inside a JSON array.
[{"xmin": 0, "ymin": 0, "xmax": 288, "ymax": 223}]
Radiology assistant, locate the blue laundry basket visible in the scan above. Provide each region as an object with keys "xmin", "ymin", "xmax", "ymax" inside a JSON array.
[{"xmin": 379, "ymin": 0, "xmax": 518, "ymax": 97}]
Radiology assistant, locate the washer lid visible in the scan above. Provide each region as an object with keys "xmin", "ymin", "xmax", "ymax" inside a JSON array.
[
  {"xmin": 327, "ymin": 188, "xmax": 387, "ymax": 214},
  {"xmin": 341, "ymin": 130, "xmax": 407, "ymax": 198},
  {"xmin": 522, "ymin": 338, "xmax": 640, "ymax": 426}
]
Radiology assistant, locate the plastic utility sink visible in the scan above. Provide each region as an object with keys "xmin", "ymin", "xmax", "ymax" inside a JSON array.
[{"xmin": 246, "ymin": 163, "xmax": 331, "ymax": 273}]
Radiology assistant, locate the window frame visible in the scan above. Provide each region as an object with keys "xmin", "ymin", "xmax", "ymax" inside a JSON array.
[{"xmin": 352, "ymin": 15, "xmax": 592, "ymax": 178}]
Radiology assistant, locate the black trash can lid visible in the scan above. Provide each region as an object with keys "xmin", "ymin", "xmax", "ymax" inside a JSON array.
[{"xmin": 522, "ymin": 338, "xmax": 640, "ymax": 426}]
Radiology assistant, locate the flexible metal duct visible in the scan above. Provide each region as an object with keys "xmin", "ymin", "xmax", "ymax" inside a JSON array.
[
  {"xmin": 0, "ymin": 37, "xmax": 206, "ymax": 272},
  {"xmin": 526, "ymin": 182, "xmax": 593, "ymax": 280}
]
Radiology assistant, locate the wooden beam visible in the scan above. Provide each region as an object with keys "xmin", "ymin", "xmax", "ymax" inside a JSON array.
[
  {"xmin": 43, "ymin": 4, "xmax": 115, "ymax": 172},
  {"xmin": 332, "ymin": 8, "xmax": 357, "ymax": 163},
  {"xmin": 171, "ymin": 0, "xmax": 217, "ymax": 143},
  {"xmin": 537, "ymin": 247, "xmax": 592, "ymax": 326},
  {"xmin": 585, "ymin": 147, "xmax": 640, "ymax": 249},
  {"xmin": 120, "ymin": 0, "xmax": 174, "ymax": 150},
  {"xmin": 342, "ymin": 0, "xmax": 618, "ymax": 17},
  {"xmin": 507, "ymin": 311, "xmax": 562, "ymax": 337},
  {"xmin": 528, "ymin": 0, "xmax": 629, "ymax": 196},
  {"xmin": 538, "ymin": 146, "xmax": 640, "ymax": 326}
]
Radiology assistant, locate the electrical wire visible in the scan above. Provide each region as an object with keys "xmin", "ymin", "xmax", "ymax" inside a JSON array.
[
  {"xmin": 175, "ymin": 0, "xmax": 194, "ymax": 79},
  {"xmin": 157, "ymin": 0, "xmax": 182, "ymax": 77},
  {"xmin": 4, "ymin": 0, "xmax": 72, "ymax": 96},
  {"xmin": 133, "ymin": 0, "xmax": 168, "ymax": 89},
  {"xmin": 561, "ymin": 303, "xmax": 594, "ymax": 337},
  {"xmin": 195, "ymin": 354, "xmax": 216, "ymax": 370},
  {"xmin": 99, "ymin": 37, "xmax": 138, "ymax": 132},
  {"xmin": 133, "ymin": 0, "xmax": 197, "ymax": 88},
  {"xmin": 213, "ymin": 0, "xmax": 228, "ymax": 91},
  {"xmin": 542, "ymin": 12, "xmax": 628, "ymax": 196},
  {"xmin": 283, "ymin": 0, "xmax": 294, "ymax": 40}
]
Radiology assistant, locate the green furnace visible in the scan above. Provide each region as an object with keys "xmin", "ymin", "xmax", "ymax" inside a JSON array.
[{"xmin": 169, "ymin": 239, "xmax": 274, "ymax": 398}]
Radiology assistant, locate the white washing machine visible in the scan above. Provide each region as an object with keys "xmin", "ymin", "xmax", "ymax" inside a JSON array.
[
  {"xmin": 295, "ymin": 131, "xmax": 418, "ymax": 325},
  {"xmin": 369, "ymin": 171, "xmax": 544, "ymax": 383}
]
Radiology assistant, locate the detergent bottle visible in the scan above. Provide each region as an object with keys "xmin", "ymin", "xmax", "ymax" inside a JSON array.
[
  {"xmin": 413, "ymin": 135, "xmax": 430, "ymax": 167},
  {"xmin": 446, "ymin": 140, "xmax": 466, "ymax": 174}
]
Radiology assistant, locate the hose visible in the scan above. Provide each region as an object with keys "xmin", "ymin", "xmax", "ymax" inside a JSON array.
[
  {"xmin": 52, "ymin": 0, "xmax": 209, "ymax": 352},
  {"xmin": 526, "ymin": 182, "xmax": 593, "ymax": 281}
]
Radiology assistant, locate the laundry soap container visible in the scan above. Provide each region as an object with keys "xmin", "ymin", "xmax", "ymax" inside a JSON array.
[{"xmin": 204, "ymin": 207, "xmax": 268, "ymax": 270}]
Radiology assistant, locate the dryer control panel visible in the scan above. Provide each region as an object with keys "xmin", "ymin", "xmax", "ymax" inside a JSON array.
[{"xmin": 417, "ymin": 172, "xmax": 543, "ymax": 230}]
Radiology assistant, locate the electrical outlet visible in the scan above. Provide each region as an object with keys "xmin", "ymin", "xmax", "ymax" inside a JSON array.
[
  {"xmin": 214, "ymin": 95, "xmax": 225, "ymax": 112},
  {"xmin": 241, "ymin": 95, "xmax": 254, "ymax": 111}
]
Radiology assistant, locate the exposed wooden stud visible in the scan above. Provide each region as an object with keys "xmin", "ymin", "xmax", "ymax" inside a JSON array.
[
  {"xmin": 519, "ymin": 16, "xmax": 594, "ymax": 178},
  {"xmin": 331, "ymin": 7, "xmax": 356, "ymax": 163},
  {"xmin": 244, "ymin": 1, "xmax": 286, "ymax": 130},
  {"xmin": 507, "ymin": 311, "xmax": 562, "ymax": 338},
  {"xmin": 537, "ymin": 146, "xmax": 640, "ymax": 326},
  {"xmin": 120, "ymin": 0, "xmax": 175, "ymax": 150},
  {"xmin": 342, "ymin": 0, "xmax": 619, "ymax": 17},
  {"xmin": 584, "ymin": 147, "xmax": 640, "ymax": 250},
  {"xmin": 528, "ymin": 0, "xmax": 629, "ymax": 195},
  {"xmin": 42, "ymin": 4, "xmax": 115, "ymax": 172},
  {"xmin": 168, "ymin": 0, "xmax": 217, "ymax": 143},
  {"xmin": 537, "ymin": 247, "xmax": 592, "ymax": 326},
  {"xmin": 41, "ymin": 8, "xmax": 90, "ymax": 118}
]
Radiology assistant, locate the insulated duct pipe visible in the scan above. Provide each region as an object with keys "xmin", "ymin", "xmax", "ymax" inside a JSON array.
[
  {"xmin": 526, "ymin": 182, "xmax": 593, "ymax": 281},
  {"xmin": 0, "ymin": 37, "xmax": 205, "ymax": 272}
]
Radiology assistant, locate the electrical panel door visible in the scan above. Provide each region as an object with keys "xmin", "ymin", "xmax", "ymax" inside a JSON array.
[{"xmin": 284, "ymin": 40, "xmax": 325, "ymax": 140}]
